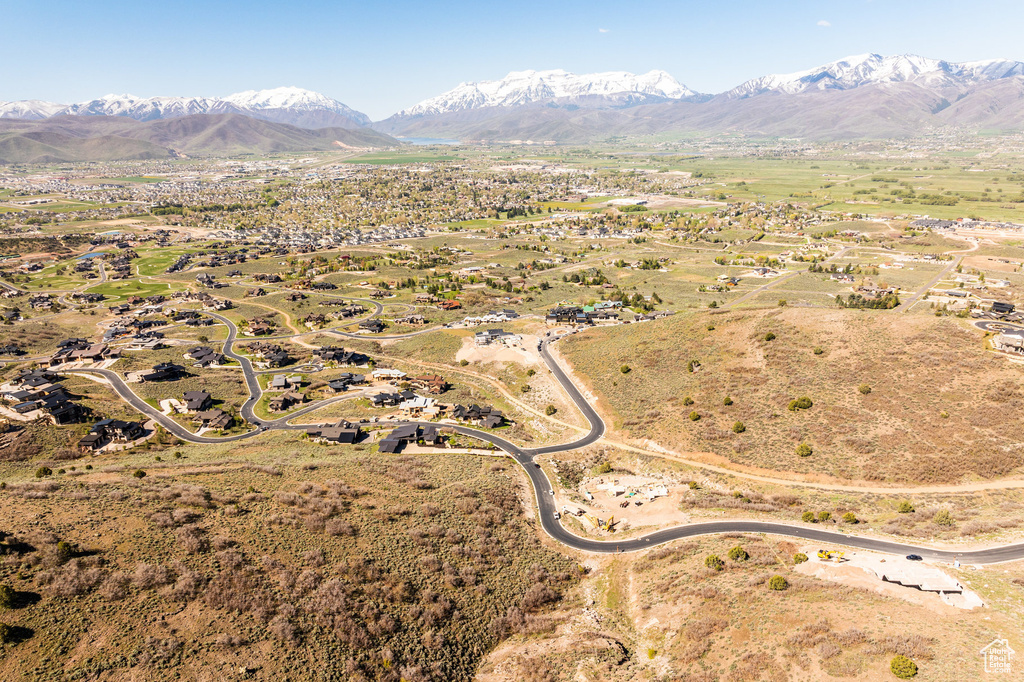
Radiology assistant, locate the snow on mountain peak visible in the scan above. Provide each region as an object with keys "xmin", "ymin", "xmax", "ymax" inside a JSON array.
[
  {"xmin": 399, "ymin": 69, "xmax": 700, "ymax": 116},
  {"xmin": 726, "ymin": 53, "xmax": 1024, "ymax": 98},
  {"xmin": 224, "ymin": 87, "xmax": 333, "ymax": 110},
  {"xmin": 0, "ymin": 88, "xmax": 371, "ymax": 126}
]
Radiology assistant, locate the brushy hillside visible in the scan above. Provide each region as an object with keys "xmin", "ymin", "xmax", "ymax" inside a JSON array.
[
  {"xmin": 477, "ymin": 535, "xmax": 1024, "ymax": 681},
  {"xmin": 560, "ymin": 308, "xmax": 1024, "ymax": 483},
  {"xmin": 0, "ymin": 440, "xmax": 575, "ymax": 680}
]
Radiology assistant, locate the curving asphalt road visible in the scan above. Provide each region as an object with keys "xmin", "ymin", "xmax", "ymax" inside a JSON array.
[{"xmin": 51, "ymin": 301, "xmax": 1024, "ymax": 564}]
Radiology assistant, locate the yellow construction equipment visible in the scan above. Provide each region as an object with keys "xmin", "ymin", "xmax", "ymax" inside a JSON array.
[{"xmin": 816, "ymin": 549, "xmax": 845, "ymax": 562}]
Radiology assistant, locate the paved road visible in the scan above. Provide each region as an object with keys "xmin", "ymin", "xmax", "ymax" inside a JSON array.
[
  {"xmin": 53, "ymin": 302, "xmax": 1024, "ymax": 564},
  {"xmin": 895, "ymin": 257, "xmax": 961, "ymax": 313},
  {"xmin": 66, "ymin": 367, "xmax": 261, "ymax": 443},
  {"xmin": 975, "ymin": 319, "xmax": 1024, "ymax": 334},
  {"xmin": 725, "ymin": 247, "xmax": 850, "ymax": 309}
]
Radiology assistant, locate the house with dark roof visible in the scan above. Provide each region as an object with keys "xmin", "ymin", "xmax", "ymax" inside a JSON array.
[
  {"xmin": 452, "ymin": 404, "xmax": 504, "ymax": 428},
  {"xmin": 306, "ymin": 420, "xmax": 362, "ymax": 445},
  {"xmin": 377, "ymin": 423, "xmax": 420, "ymax": 453},
  {"xmin": 269, "ymin": 391, "xmax": 306, "ymax": 412},
  {"xmin": 182, "ymin": 391, "xmax": 212, "ymax": 412},
  {"xmin": 193, "ymin": 408, "xmax": 233, "ymax": 430},
  {"xmin": 359, "ymin": 319, "xmax": 386, "ymax": 334},
  {"xmin": 327, "ymin": 373, "xmax": 366, "ymax": 392},
  {"xmin": 86, "ymin": 419, "xmax": 145, "ymax": 446}
]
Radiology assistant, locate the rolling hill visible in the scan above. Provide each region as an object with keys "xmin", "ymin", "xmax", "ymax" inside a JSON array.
[{"xmin": 0, "ymin": 114, "xmax": 396, "ymax": 164}]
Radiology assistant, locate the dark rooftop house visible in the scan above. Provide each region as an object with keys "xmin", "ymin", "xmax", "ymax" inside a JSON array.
[
  {"xmin": 307, "ymin": 420, "xmax": 362, "ymax": 444},
  {"xmin": 182, "ymin": 391, "xmax": 212, "ymax": 412},
  {"xmin": 378, "ymin": 423, "xmax": 420, "ymax": 454},
  {"xmin": 992, "ymin": 301, "xmax": 1015, "ymax": 315},
  {"xmin": 91, "ymin": 418, "xmax": 144, "ymax": 442},
  {"xmin": 193, "ymin": 409, "xmax": 233, "ymax": 430}
]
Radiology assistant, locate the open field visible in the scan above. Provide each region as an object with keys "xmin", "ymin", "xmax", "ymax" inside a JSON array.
[
  {"xmin": 0, "ymin": 435, "xmax": 577, "ymax": 680},
  {"xmin": 559, "ymin": 307, "xmax": 1024, "ymax": 484}
]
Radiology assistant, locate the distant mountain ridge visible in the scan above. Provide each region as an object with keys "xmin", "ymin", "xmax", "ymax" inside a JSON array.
[
  {"xmin": 380, "ymin": 54, "xmax": 1024, "ymax": 142},
  {"xmin": 0, "ymin": 114, "xmax": 395, "ymax": 164},
  {"xmin": 6, "ymin": 53, "xmax": 1024, "ymax": 150},
  {"xmin": 396, "ymin": 69, "xmax": 704, "ymax": 118},
  {"xmin": 724, "ymin": 53, "xmax": 1024, "ymax": 98},
  {"xmin": 0, "ymin": 87, "xmax": 370, "ymax": 129}
]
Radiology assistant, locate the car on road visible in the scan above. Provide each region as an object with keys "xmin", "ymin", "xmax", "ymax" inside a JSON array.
[
  {"xmin": 906, "ymin": 554, "xmax": 923, "ymax": 561},
  {"xmin": 553, "ymin": 512, "xmax": 560, "ymax": 520},
  {"xmin": 548, "ymin": 490, "xmax": 554, "ymax": 495},
  {"xmin": 534, "ymin": 463, "xmax": 541, "ymax": 468}
]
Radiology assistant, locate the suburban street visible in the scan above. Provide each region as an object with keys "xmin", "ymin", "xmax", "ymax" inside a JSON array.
[{"xmin": 49, "ymin": 307, "xmax": 1024, "ymax": 564}]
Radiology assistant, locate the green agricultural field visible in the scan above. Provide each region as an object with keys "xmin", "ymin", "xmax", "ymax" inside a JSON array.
[
  {"xmin": 348, "ymin": 150, "xmax": 465, "ymax": 165},
  {"xmin": 86, "ymin": 279, "xmax": 183, "ymax": 301}
]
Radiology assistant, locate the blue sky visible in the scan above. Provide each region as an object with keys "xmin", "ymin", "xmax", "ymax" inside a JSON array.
[{"xmin": 4, "ymin": 0, "xmax": 1024, "ymax": 119}]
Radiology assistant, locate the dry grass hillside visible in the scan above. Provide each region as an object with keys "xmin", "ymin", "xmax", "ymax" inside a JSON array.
[
  {"xmin": 478, "ymin": 536, "xmax": 1024, "ymax": 681},
  {"xmin": 560, "ymin": 308, "xmax": 1024, "ymax": 483},
  {"xmin": 0, "ymin": 439, "xmax": 576, "ymax": 681}
]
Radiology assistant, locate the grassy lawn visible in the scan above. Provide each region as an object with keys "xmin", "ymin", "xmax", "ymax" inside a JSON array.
[{"xmin": 86, "ymin": 280, "xmax": 183, "ymax": 301}]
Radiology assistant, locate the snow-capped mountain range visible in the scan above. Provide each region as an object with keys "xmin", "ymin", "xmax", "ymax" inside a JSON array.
[
  {"xmin": 0, "ymin": 87, "xmax": 370, "ymax": 128},
  {"xmin": 724, "ymin": 53, "xmax": 1024, "ymax": 98},
  {"xmin": 4, "ymin": 54, "xmax": 1024, "ymax": 137},
  {"xmin": 397, "ymin": 69, "xmax": 704, "ymax": 117}
]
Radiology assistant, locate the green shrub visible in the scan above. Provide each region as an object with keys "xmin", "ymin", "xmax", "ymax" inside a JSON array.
[
  {"xmin": 818, "ymin": 511, "xmax": 831, "ymax": 522},
  {"xmin": 683, "ymin": 396, "xmax": 694, "ymax": 406},
  {"xmin": 706, "ymin": 324, "xmax": 715, "ymax": 331},
  {"xmin": 526, "ymin": 368, "xmax": 536, "ymax": 377},
  {"xmin": 728, "ymin": 546, "xmax": 749, "ymax": 561},
  {"xmin": 778, "ymin": 299, "xmax": 787, "ymax": 307},
  {"xmin": 732, "ymin": 421, "xmax": 746, "ymax": 434},
  {"xmin": 764, "ymin": 332, "xmax": 776, "ymax": 341},
  {"xmin": 620, "ymin": 365, "xmax": 631, "ymax": 374},
  {"xmin": 788, "ymin": 396, "xmax": 813, "ymax": 411},
  {"xmin": 842, "ymin": 512, "xmax": 859, "ymax": 524},
  {"xmin": 768, "ymin": 575, "xmax": 788, "ymax": 591},
  {"xmin": 858, "ymin": 383, "xmax": 872, "ymax": 395},
  {"xmin": 55, "ymin": 541, "xmax": 73, "ymax": 565},
  {"xmin": 459, "ymin": 359, "xmax": 469, "ymax": 366},
  {"xmin": 723, "ymin": 396, "xmax": 733, "ymax": 406},
  {"xmin": 0, "ymin": 585, "xmax": 14, "ymax": 609},
  {"xmin": 897, "ymin": 501, "xmax": 915, "ymax": 514},
  {"xmin": 0, "ymin": 622, "xmax": 11, "ymax": 644},
  {"xmin": 705, "ymin": 555, "xmax": 724, "ymax": 571},
  {"xmin": 801, "ymin": 511, "xmax": 816, "ymax": 523},
  {"xmin": 545, "ymin": 405, "xmax": 557, "ymax": 416},
  {"xmin": 796, "ymin": 443, "xmax": 813, "ymax": 457},
  {"xmin": 594, "ymin": 461, "xmax": 613, "ymax": 475},
  {"xmin": 932, "ymin": 509, "xmax": 955, "ymax": 527},
  {"xmin": 813, "ymin": 346, "xmax": 824, "ymax": 355},
  {"xmin": 890, "ymin": 654, "xmax": 918, "ymax": 678},
  {"xmin": 793, "ymin": 553, "xmax": 808, "ymax": 564},
  {"xmin": 35, "ymin": 467, "xmax": 52, "ymax": 478},
  {"xmin": 133, "ymin": 469, "xmax": 147, "ymax": 479},
  {"xmin": 688, "ymin": 481, "xmax": 699, "ymax": 489},
  {"xmin": 689, "ymin": 411, "xmax": 700, "ymax": 421}
]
